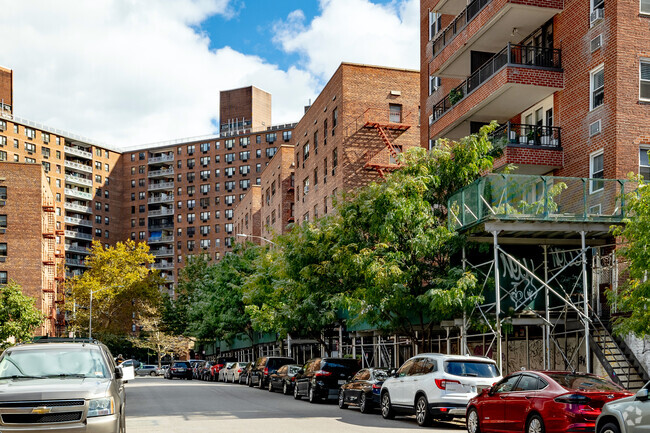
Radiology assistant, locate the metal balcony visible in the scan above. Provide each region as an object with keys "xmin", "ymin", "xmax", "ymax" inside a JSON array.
[
  {"xmin": 148, "ymin": 195, "xmax": 174, "ymax": 204},
  {"xmin": 149, "ymin": 208, "xmax": 175, "ymax": 217},
  {"xmin": 148, "ymin": 235, "xmax": 174, "ymax": 244},
  {"xmin": 148, "ymin": 223, "xmax": 174, "ymax": 230},
  {"xmin": 64, "ymin": 216, "xmax": 93, "ymax": 227},
  {"xmin": 148, "ymin": 154, "xmax": 174, "ymax": 164},
  {"xmin": 148, "ymin": 168, "xmax": 174, "ymax": 178},
  {"xmin": 65, "ymin": 244, "xmax": 90, "ymax": 254},
  {"xmin": 65, "ymin": 188, "xmax": 93, "ymax": 200},
  {"xmin": 64, "ymin": 146, "xmax": 93, "ymax": 159},
  {"xmin": 65, "ymin": 258, "xmax": 87, "ymax": 267},
  {"xmin": 152, "ymin": 247, "xmax": 174, "ymax": 257},
  {"xmin": 64, "ymin": 202, "xmax": 93, "ymax": 214},
  {"xmin": 64, "ymin": 230, "xmax": 93, "ymax": 240},
  {"xmin": 152, "ymin": 262, "xmax": 175, "ymax": 269},
  {"xmin": 148, "ymin": 181, "xmax": 174, "ymax": 191},
  {"xmin": 65, "ymin": 174, "xmax": 93, "ymax": 187},
  {"xmin": 64, "ymin": 160, "xmax": 93, "ymax": 173}
]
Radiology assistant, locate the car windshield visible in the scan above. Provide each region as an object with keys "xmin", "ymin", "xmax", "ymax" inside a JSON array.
[
  {"xmin": 0, "ymin": 348, "xmax": 110, "ymax": 379},
  {"xmin": 173, "ymin": 362, "xmax": 190, "ymax": 368},
  {"xmin": 323, "ymin": 359, "xmax": 361, "ymax": 374},
  {"xmin": 373, "ymin": 370, "xmax": 389, "ymax": 381},
  {"xmin": 288, "ymin": 366, "xmax": 301, "ymax": 375},
  {"xmin": 267, "ymin": 358, "xmax": 294, "ymax": 369},
  {"xmin": 445, "ymin": 361, "xmax": 499, "ymax": 378},
  {"xmin": 546, "ymin": 373, "xmax": 624, "ymax": 391}
]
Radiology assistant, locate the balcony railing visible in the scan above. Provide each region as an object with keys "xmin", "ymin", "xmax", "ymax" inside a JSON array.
[
  {"xmin": 65, "ymin": 244, "xmax": 90, "ymax": 254},
  {"xmin": 152, "ymin": 262, "xmax": 174, "ymax": 269},
  {"xmin": 64, "ymin": 160, "xmax": 93, "ymax": 173},
  {"xmin": 148, "ymin": 235, "xmax": 174, "ymax": 243},
  {"xmin": 448, "ymin": 174, "xmax": 630, "ymax": 232},
  {"xmin": 66, "ymin": 258, "xmax": 87, "ymax": 267},
  {"xmin": 432, "ymin": 0, "xmax": 492, "ymax": 57},
  {"xmin": 148, "ymin": 168, "xmax": 174, "ymax": 178},
  {"xmin": 152, "ymin": 247, "xmax": 174, "ymax": 256},
  {"xmin": 148, "ymin": 181, "xmax": 174, "ymax": 191},
  {"xmin": 433, "ymin": 44, "xmax": 562, "ymax": 122},
  {"xmin": 148, "ymin": 194, "xmax": 174, "ymax": 204},
  {"xmin": 64, "ymin": 146, "xmax": 93, "ymax": 159},
  {"xmin": 64, "ymin": 202, "xmax": 93, "ymax": 214},
  {"xmin": 149, "ymin": 208, "xmax": 175, "ymax": 216},
  {"xmin": 491, "ymin": 123, "xmax": 561, "ymax": 149},
  {"xmin": 65, "ymin": 174, "xmax": 93, "ymax": 187},
  {"xmin": 149, "ymin": 223, "xmax": 174, "ymax": 230},
  {"xmin": 148, "ymin": 154, "xmax": 174, "ymax": 164},
  {"xmin": 64, "ymin": 230, "xmax": 93, "ymax": 240},
  {"xmin": 64, "ymin": 216, "xmax": 93, "ymax": 227},
  {"xmin": 65, "ymin": 188, "xmax": 93, "ymax": 200}
]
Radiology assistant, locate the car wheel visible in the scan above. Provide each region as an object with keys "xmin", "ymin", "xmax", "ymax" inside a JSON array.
[
  {"xmin": 150, "ymin": 371, "xmax": 156, "ymax": 377},
  {"xmin": 598, "ymin": 422, "xmax": 621, "ymax": 433},
  {"xmin": 381, "ymin": 393, "xmax": 395, "ymax": 419},
  {"xmin": 283, "ymin": 382, "xmax": 289, "ymax": 395},
  {"xmin": 308, "ymin": 385, "xmax": 319, "ymax": 404},
  {"xmin": 248, "ymin": 376, "xmax": 253, "ymax": 387},
  {"xmin": 268, "ymin": 381, "xmax": 274, "ymax": 392},
  {"xmin": 415, "ymin": 395, "xmax": 432, "ymax": 427},
  {"xmin": 526, "ymin": 414, "xmax": 545, "ymax": 433},
  {"xmin": 359, "ymin": 393, "xmax": 371, "ymax": 414},
  {"xmin": 338, "ymin": 390, "xmax": 348, "ymax": 409},
  {"xmin": 466, "ymin": 407, "xmax": 481, "ymax": 433},
  {"xmin": 258, "ymin": 377, "xmax": 265, "ymax": 389},
  {"xmin": 293, "ymin": 383, "xmax": 302, "ymax": 400}
]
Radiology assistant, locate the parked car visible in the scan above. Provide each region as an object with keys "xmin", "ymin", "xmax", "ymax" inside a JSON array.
[
  {"xmin": 249, "ymin": 356, "xmax": 296, "ymax": 389},
  {"xmin": 210, "ymin": 356, "xmax": 237, "ymax": 381},
  {"xmin": 218, "ymin": 362, "xmax": 236, "ymax": 382},
  {"xmin": 0, "ymin": 341, "xmax": 130, "ymax": 432},
  {"xmin": 339, "ymin": 367, "xmax": 388, "ymax": 413},
  {"xmin": 597, "ymin": 381, "xmax": 650, "ymax": 433},
  {"xmin": 165, "ymin": 361, "xmax": 193, "ymax": 380},
  {"xmin": 199, "ymin": 361, "xmax": 215, "ymax": 380},
  {"xmin": 294, "ymin": 357, "xmax": 361, "ymax": 403},
  {"xmin": 192, "ymin": 361, "xmax": 206, "ymax": 379},
  {"xmin": 268, "ymin": 364, "xmax": 302, "ymax": 394},
  {"xmin": 466, "ymin": 370, "xmax": 632, "ymax": 433},
  {"xmin": 135, "ymin": 364, "xmax": 160, "ymax": 376},
  {"xmin": 121, "ymin": 358, "xmax": 141, "ymax": 369},
  {"xmin": 380, "ymin": 354, "xmax": 501, "ymax": 426},
  {"xmin": 240, "ymin": 362, "xmax": 254, "ymax": 384},
  {"xmin": 226, "ymin": 362, "xmax": 249, "ymax": 383}
]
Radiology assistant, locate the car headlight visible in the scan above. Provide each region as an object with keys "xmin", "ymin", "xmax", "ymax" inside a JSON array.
[{"xmin": 88, "ymin": 397, "xmax": 115, "ymax": 417}]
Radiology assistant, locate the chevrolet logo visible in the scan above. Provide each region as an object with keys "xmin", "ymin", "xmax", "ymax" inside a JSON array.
[{"xmin": 31, "ymin": 407, "xmax": 52, "ymax": 414}]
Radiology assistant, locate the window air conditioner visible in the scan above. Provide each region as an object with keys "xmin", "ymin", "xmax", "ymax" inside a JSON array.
[{"xmin": 590, "ymin": 8, "xmax": 604, "ymax": 26}]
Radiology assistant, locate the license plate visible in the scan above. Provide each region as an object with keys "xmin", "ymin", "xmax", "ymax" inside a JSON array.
[
  {"xmin": 177, "ymin": 368, "xmax": 185, "ymax": 371},
  {"xmin": 446, "ymin": 382, "xmax": 462, "ymax": 392},
  {"xmin": 338, "ymin": 380, "xmax": 346, "ymax": 385}
]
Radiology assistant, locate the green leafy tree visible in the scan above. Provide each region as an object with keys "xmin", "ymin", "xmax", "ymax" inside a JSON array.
[
  {"xmin": 610, "ymin": 177, "xmax": 650, "ymax": 336},
  {"xmin": 131, "ymin": 308, "xmax": 192, "ymax": 367},
  {"xmin": 65, "ymin": 240, "xmax": 163, "ymax": 337},
  {"xmin": 0, "ymin": 281, "xmax": 43, "ymax": 349}
]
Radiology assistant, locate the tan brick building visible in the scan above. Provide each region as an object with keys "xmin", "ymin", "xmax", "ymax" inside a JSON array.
[
  {"xmin": 293, "ymin": 63, "xmax": 420, "ymax": 223},
  {"xmin": 422, "ymin": 0, "xmax": 650, "ymax": 179}
]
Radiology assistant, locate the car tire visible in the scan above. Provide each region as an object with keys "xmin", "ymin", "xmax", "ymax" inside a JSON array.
[
  {"xmin": 381, "ymin": 392, "xmax": 395, "ymax": 419},
  {"xmin": 268, "ymin": 381, "xmax": 274, "ymax": 392},
  {"xmin": 283, "ymin": 382, "xmax": 289, "ymax": 395},
  {"xmin": 359, "ymin": 393, "xmax": 371, "ymax": 414},
  {"xmin": 308, "ymin": 385, "xmax": 319, "ymax": 404},
  {"xmin": 338, "ymin": 390, "xmax": 348, "ymax": 409},
  {"xmin": 248, "ymin": 376, "xmax": 253, "ymax": 387},
  {"xmin": 467, "ymin": 408, "xmax": 481, "ymax": 433},
  {"xmin": 150, "ymin": 371, "xmax": 156, "ymax": 377},
  {"xmin": 415, "ymin": 395, "xmax": 432, "ymax": 427},
  {"xmin": 258, "ymin": 376, "xmax": 265, "ymax": 389},
  {"xmin": 526, "ymin": 414, "xmax": 545, "ymax": 433},
  {"xmin": 598, "ymin": 422, "xmax": 621, "ymax": 433},
  {"xmin": 293, "ymin": 383, "xmax": 302, "ymax": 400}
]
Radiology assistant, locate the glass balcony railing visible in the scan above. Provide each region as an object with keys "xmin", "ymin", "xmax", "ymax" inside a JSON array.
[
  {"xmin": 432, "ymin": 44, "xmax": 562, "ymax": 122},
  {"xmin": 448, "ymin": 174, "xmax": 631, "ymax": 231}
]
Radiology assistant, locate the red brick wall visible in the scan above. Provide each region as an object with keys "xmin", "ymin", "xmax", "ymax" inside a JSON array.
[
  {"xmin": 0, "ymin": 66, "xmax": 12, "ymax": 110},
  {"xmin": 260, "ymin": 145, "xmax": 295, "ymax": 238}
]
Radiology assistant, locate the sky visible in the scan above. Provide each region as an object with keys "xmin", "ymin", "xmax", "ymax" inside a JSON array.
[{"xmin": 0, "ymin": 0, "xmax": 420, "ymax": 148}]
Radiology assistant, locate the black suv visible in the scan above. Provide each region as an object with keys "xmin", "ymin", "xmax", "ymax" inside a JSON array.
[
  {"xmin": 248, "ymin": 356, "xmax": 295, "ymax": 389},
  {"xmin": 165, "ymin": 361, "xmax": 193, "ymax": 380},
  {"xmin": 294, "ymin": 357, "xmax": 361, "ymax": 403}
]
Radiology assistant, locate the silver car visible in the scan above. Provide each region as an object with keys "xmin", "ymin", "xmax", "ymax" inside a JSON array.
[
  {"xmin": 0, "ymin": 341, "xmax": 128, "ymax": 433},
  {"xmin": 597, "ymin": 382, "xmax": 650, "ymax": 433}
]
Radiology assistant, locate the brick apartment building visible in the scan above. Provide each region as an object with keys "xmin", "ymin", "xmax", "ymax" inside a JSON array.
[
  {"xmin": 233, "ymin": 185, "xmax": 262, "ymax": 243},
  {"xmin": 422, "ymin": 0, "xmax": 650, "ymax": 179},
  {"xmin": 259, "ymin": 145, "xmax": 295, "ymax": 240}
]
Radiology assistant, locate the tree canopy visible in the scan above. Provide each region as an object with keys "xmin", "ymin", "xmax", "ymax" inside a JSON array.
[{"xmin": 0, "ymin": 281, "xmax": 43, "ymax": 349}]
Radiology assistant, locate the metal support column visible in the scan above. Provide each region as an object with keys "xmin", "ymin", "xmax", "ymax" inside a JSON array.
[
  {"xmin": 581, "ymin": 231, "xmax": 591, "ymax": 373},
  {"xmin": 461, "ymin": 246, "xmax": 467, "ymax": 356},
  {"xmin": 543, "ymin": 245, "xmax": 550, "ymax": 370},
  {"xmin": 493, "ymin": 231, "xmax": 503, "ymax": 373}
]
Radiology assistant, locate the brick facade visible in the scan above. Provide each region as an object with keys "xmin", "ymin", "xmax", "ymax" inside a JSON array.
[
  {"xmin": 234, "ymin": 185, "xmax": 262, "ymax": 244},
  {"xmin": 260, "ymin": 145, "xmax": 295, "ymax": 239},
  {"xmin": 0, "ymin": 66, "xmax": 12, "ymax": 112}
]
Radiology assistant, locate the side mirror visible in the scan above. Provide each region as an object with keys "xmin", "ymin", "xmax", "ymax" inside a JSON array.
[
  {"xmin": 636, "ymin": 388, "xmax": 649, "ymax": 401},
  {"xmin": 114, "ymin": 367, "xmax": 123, "ymax": 379},
  {"xmin": 389, "ymin": 369, "xmax": 398, "ymax": 377}
]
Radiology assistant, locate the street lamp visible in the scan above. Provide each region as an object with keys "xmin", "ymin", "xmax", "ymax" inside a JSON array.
[{"xmin": 236, "ymin": 233, "xmax": 276, "ymax": 246}]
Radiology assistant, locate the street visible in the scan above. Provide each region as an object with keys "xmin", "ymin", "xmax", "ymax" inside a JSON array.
[{"xmin": 125, "ymin": 377, "xmax": 465, "ymax": 433}]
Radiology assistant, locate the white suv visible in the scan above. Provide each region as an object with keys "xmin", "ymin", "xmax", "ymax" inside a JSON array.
[{"xmin": 380, "ymin": 353, "xmax": 501, "ymax": 427}]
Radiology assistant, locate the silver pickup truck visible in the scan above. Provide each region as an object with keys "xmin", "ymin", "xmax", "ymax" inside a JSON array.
[{"xmin": 0, "ymin": 341, "xmax": 132, "ymax": 432}]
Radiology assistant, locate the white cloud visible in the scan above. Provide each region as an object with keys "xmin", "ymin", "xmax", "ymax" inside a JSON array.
[
  {"xmin": 0, "ymin": 0, "xmax": 318, "ymax": 147},
  {"xmin": 0, "ymin": 0, "xmax": 419, "ymax": 148},
  {"xmin": 274, "ymin": 0, "xmax": 420, "ymax": 81}
]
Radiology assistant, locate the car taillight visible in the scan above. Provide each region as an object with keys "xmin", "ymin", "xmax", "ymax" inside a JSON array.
[
  {"xmin": 314, "ymin": 370, "xmax": 332, "ymax": 377},
  {"xmin": 435, "ymin": 379, "xmax": 460, "ymax": 390},
  {"xmin": 264, "ymin": 367, "xmax": 269, "ymax": 375},
  {"xmin": 237, "ymin": 369, "xmax": 242, "ymax": 373},
  {"xmin": 291, "ymin": 377, "xmax": 296, "ymax": 381},
  {"xmin": 372, "ymin": 384, "xmax": 382, "ymax": 390},
  {"xmin": 554, "ymin": 394, "xmax": 592, "ymax": 405}
]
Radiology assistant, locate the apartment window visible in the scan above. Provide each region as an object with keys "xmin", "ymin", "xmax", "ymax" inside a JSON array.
[
  {"xmin": 303, "ymin": 212, "xmax": 309, "ymax": 222},
  {"xmin": 104, "ymin": 216, "xmax": 110, "ymax": 225},
  {"xmin": 95, "ymin": 228, "xmax": 102, "ymax": 237},
  {"xmin": 200, "ymin": 142, "xmax": 210, "ymax": 153},
  {"xmin": 131, "ymin": 180, "xmax": 136, "ymax": 188},
  {"xmin": 590, "ymin": 65, "xmax": 605, "ymax": 110},
  {"xmin": 95, "ymin": 175, "xmax": 102, "ymax": 183},
  {"xmin": 139, "ymin": 192, "xmax": 145, "ymax": 200},
  {"xmin": 429, "ymin": 10, "xmax": 441, "ymax": 39},
  {"xmin": 200, "ymin": 170, "xmax": 210, "ymax": 180},
  {"xmin": 0, "ymin": 187, "xmax": 6, "ymax": 200},
  {"xmin": 94, "ymin": 161, "xmax": 101, "ymax": 170},
  {"xmin": 0, "ymin": 215, "xmax": 6, "ymax": 228},
  {"xmin": 429, "ymin": 75, "xmax": 441, "ymax": 95},
  {"xmin": 240, "ymin": 137, "xmax": 250, "ymax": 147},
  {"xmin": 215, "ymin": 168, "xmax": 221, "ymax": 178},
  {"xmin": 590, "ymin": 150, "xmax": 604, "ymax": 193},
  {"xmin": 200, "ymin": 239, "xmax": 211, "ymax": 249},
  {"xmin": 214, "ymin": 155, "xmax": 220, "ymax": 163},
  {"xmin": 130, "ymin": 154, "xmax": 136, "ymax": 162},
  {"xmin": 0, "ymin": 151, "xmax": 5, "ymax": 161},
  {"xmin": 187, "ymin": 213, "xmax": 196, "ymax": 223},
  {"xmin": 0, "ymin": 136, "xmax": 5, "ymax": 147},
  {"xmin": 187, "ymin": 240, "xmax": 195, "ymax": 250},
  {"xmin": 200, "ymin": 184, "xmax": 210, "ymax": 194},
  {"xmin": 225, "ymin": 237, "xmax": 232, "ymax": 248},
  {"xmin": 104, "ymin": 190, "xmax": 109, "ymax": 199},
  {"xmin": 256, "ymin": 177, "xmax": 261, "ymax": 185},
  {"xmin": 139, "ymin": 165, "xmax": 145, "ymax": 174},
  {"xmin": 24, "ymin": 142, "xmax": 36, "ymax": 153},
  {"xmin": 138, "ymin": 205, "xmax": 145, "ymax": 213},
  {"xmin": 225, "ymin": 209, "xmax": 233, "ymax": 219},
  {"xmin": 324, "ymin": 197, "xmax": 328, "ymax": 214},
  {"xmin": 187, "ymin": 186, "xmax": 195, "ymax": 195},
  {"xmin": 225, "ymin": 139, "xmax": 235, "ymax": 149},
  {"xmin": 13, "ymin": 139, "xmax": 18, "ymax": 149},
  {"xmin": 283, "ymin": 130, "xmax": 292, "ymax": 141},
  {"xmin": 177, "ymin": 160, "xmax": 182, "ymax": 169},
  {"xmin": 25, "ymin": 127, "xmax": 35, "ymax": 139},
  {"xmin": 332, "ymin": 107, "xmax": 338, "ymax": 131},
  {"xmin": 256, "ymin": 149, "xmax": 262, "ymax": 158},
  {"xmin": 225, "ymin": 181, "xmax": 235, "ymax": 191},
  {"xmin": 200, "ymin": 211, "xmax": 210, "ymax": 221},
  {"xmin": 139, "ymin": 178, "xmax": 145, "ymax": 187},
  {"xmin": 389, "ymin": 104, "xmax": 402, "ymax": 123},
  {"xmin": 225, "ymin": 223, "xmax": 234, "ymax": 234},
  {"xmin": 187, "ymin": 172, "xmax": 195, "ymax": 183},
  {"xmin": 0, "ymin": 243, "xmax": 6, "ymax": 258},
  {"xmin": 225, "ymin": 195, "xmax": 235, "ymax": 205},
  {"xmin": 177, "ymin": 214, "xmax": 182, "ymax": 223},
  {"xmin": 187, "ymin": 158, "xmax": 195, "ymax": 169},
  {"xmin": 303, "ymin": 142, "xmax": 310, "ymax": 162},
  {"xmin": 642, "ymin": 0, "xmax": 650, "ymax": 14},
  {"xmin": 266, "ymin": 147, "xmax": 277, "ymax": 158},
  {"xmin": 314, "ymin": 205, "xmax": 319, "ymax": 219},
  {"xmin": 41, "ymin": 147, "xmax": 50, "ymax": 159},
  {"xmin": 313, "ymin": 168, "xmax": 318, "ymax": 187},
  {"xmin": 256, "ymin": 163, "xmax": 262, "ymax": 173},
  {"xmin": 641, "ymin": 60, "xmax": 650, "ymax": 101},
  {"xmin": 25, "ymin": 157, "xmax": 36, "ymax": 164},
  {"xmin": 131, "ymin": 167, "xmax": 136, "ymax": 175},
  {"xmin": 303, "ymin": 177, "xmax": 310, "ymax": 196},
  {"xmin": 42, "ymin": 162, "xmax": 51, "ymax": 173},
  {"xmin": 266, "ymin": 133, "xmax": 277, "ymax": 143},
  {"xmin": 200, "ymin": 156, "xmax": 210, "ymax": 166},
  {"xmin": 200, "ymin": 225, "xmax": 210, "ymax": 235},
  {"xmin": 13, "ymin": 155, "xmax": 18, "ymax": 162},
  {"xmin": 139, "ymin": 218, "xmax": 145, "ymax": 226},
  {"xmin": 187, "ymin": 199, "xmax": 196, "ymax": 209},
  {"xmin": 0, "ymin": 120, "xmax": 5, "ymax": 131},
  {"xmin": 239, "ymin": 151, "xmax": 250, "ymax": 161},
  {"xmin": 0, "ymin": 271, "xmax": 7, "ymax": 285},
  {"xmin": 332, "ymin": 148, "xmax": 338, "ymax": 175},
  {"xmin": 225, "ymin": 153, "xmax": 236, "ymax": 163},
  {"xmin": 271, "ymin": 210, "xmax": 276, "ymax": 225},
  {"xmin": 187, "ymin": 144, "xmax": 195, "ymax": 155},
  {"xmin": 640, "ymin": 148, "xmax": 650, "ymax": 180}
]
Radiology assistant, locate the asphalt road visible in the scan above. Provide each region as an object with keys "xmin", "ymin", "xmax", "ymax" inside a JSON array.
[{"xmin": 125, "ymin": 376, "xmax": 466, "ymax": 433}]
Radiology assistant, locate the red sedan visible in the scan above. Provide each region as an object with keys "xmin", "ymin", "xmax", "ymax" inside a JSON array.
[{"xmin": 466, "ymin": 371, "xmax": 632, "ymax": 433}]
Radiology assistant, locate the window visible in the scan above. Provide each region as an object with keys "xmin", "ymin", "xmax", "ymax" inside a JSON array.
[
  {"xmin": 25, "ymin": 127, "xmax": 35, "ymax": 139},
  {"xmin": 643, "ymin": 0, "xmax": 650, "ymax": 14},
  {"xmin": 187, "ymin": 144, "xmax": 195, "ymax": 155},
  {"xmin": 0, "ymin": 187, "xmax": 5, "ymax": 200},
  {"xmin": 332, "ymin": 148, "xmax": 338, "ymax": 175},
  {"xmin": 225, "ymin": 181, "xmax": 236, "ymax": 191},
  {"xmin": 332, "ymin": 107, "xmax": 338, "ymax": 130},
  {"xmin": 225, "ymin": 139, "xmax": 235, "ymax": 149},
  {"xmin": 266, "ymin": 147, "xmax": 277, "ymax": 158},
  {"xmin": 429, "ymin": 10, "xmax": 441, "ymax": 39},
  {"xmin": 0, "ymin": 151, "xmax": 5, "ymax": 161},
  {"xmin": 200, "ymin": 156, "xmax": 210, "ymax": 166},
  {"xmin": 256, "ymin": 163, "xmax": 262, "ymax": 173},
  {"xmin": 187, "ymin": 213, "xmax": 196, "ymax": 223},
  {"xmin": 187, "ymin": 172, "xmax": 195, "ymax": 182},
  {"xmin": 187, "ymin": 199, "xmax": 195, "ymax": 209},
  {"xmin": 266, "ymin": 133, "xmax": 277, "ymax": 143},
  {"xmin": 215, "ymin": 168, "xmax": 221, "ymax": 178},
  {"xmin": 41, "ymin": 147, "xmax": 50, "ymax": 159},
  {"xmin": 187, "ymin": 186, "xmax": 195, "ymax": 195},
  {"xmin": 24, "ymin": 143, "xmax": 36, "ymax": 153},
  {"xmin": 641, "ymin": 60, "xmax": 650, "ymax": 101},
  {"xmin": 0, "ymin": 271, "xmax": 7, "ymax": 285},
  {"xmin": 200, "ymin": 239, "xmax": 211, "ymax": 249},
  {"xmin": 239, "ymin": 179, "xmax": 251, "ymax": 190},
  {"xmin": 200, "ymin": 142, "xmax": 210, "ymax": 153},
  {"xmin": 225, "ymin": 153, "xmax": 236, "ymax": 163},
  {"xmin": 187, "ymin": 158, "xmax": 195, "ymax": 169},
  {"xmin": 187, "ymin": 240, "xmax": 195, "ymax": 250},
  {"xmin": 640, "ymin": 148, "xmax": 650, "ymax": 180},
  {"xmin": 303, "ymin": 142, "xmax": 310, "ymax": 162},
  {"xmin": 590, "ymin": 65, "xmax": 604, "ymax": 110},
  {"xmin": 283, "ymin": 130, "xmax": 292, "ymax": 141},
  {"xmin": 225, "ymin": 195, "xmax": 235, "ymax": 205},
  {"xmin": 139, "ymin": 165, "xmax": 145, "ymax": 174},
  {"xmin": 25, "ymin": 157, "xmax": 36, "ymax": 164},
  {"xmin": 239, "ymin": 165, "xmax": 251, "ymax": 175},
  {"xmin": 131, "ymin": 167, "xmax": 136, "ymax": 175},
  {"xmin": 590, "ymin": 150, "xmax": 604, "ymax": 193},
  {"xmin": 240, "ymin": 137, "xmax": 250, "ymax": 147},
  {"xmin": 271, "ymin": 210, "xmax": 276, "ymax": 224},
  {"xmin": 239, "ymin": 151, "xmax": 250, "ymax": 161},
  {"xmin": 224, "ymin": 209, "xmax": 233, "ymax": 219},
  {"xmin": 200, "ymin": 170, "xmax": 210, "ymax": 180},
  {"xmin": 42, "ymin": 162, "xmax": 50, "ymax": 172},
  {"xmin": 429, "ymin": 75, "xmax": 441, "ymax": 95},
  {"xmin": 389, "ymin": 104, "xmax": 402, "ymax": 123},
  {"xmin": 200, "ymin": 184, "xmax": 210, "ymax": 194},
  {"xmin": 303, "ymin": 177, "xmax": 310, "ymax": 196},
  {"xmin": 256, "ymin": 149, "xmax": 262, "ymax": 158},
  {"xmin": 225, "ymin": 223, "xmax": 233, "ymax": 234},
  {"xmin": 0, "ymin": 215, "xmax": 6, "ymax": 228},
  {"xmin": 200, "ymin": 211, "xmax": 210, "ymax": 222},
  {"xmin": 303, "ymin": 212, "xmax": 309, "ymax": 222},
  {"xmin": 138, "ymin": 205, "xmax": 145, "ymax": 213}
]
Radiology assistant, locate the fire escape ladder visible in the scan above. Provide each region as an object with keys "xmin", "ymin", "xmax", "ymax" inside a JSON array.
[{"xmin": 375, "ymin": 125, "xmax": 398, "ymax": 160}]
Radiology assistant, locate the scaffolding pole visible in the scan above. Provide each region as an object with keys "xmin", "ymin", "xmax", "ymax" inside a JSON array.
[
  {"xmin": 581, "ymin": 231, "xmax": 591, "ymax": 373},
  {"xmin": 543, "ymin": 245, "xmax": 550, "ymax": 370},
  {"xmin": 492, "ymin": 231, "xmax": 502, "ymax": 373}
]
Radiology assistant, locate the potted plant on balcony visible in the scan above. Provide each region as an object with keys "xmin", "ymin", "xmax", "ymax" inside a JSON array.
[{"xmin": 448, "ymin": 87, "xmax": 464, "ymax": 106}]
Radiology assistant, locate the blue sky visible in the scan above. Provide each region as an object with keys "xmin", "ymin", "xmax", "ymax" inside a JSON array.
[{"xmin": 0, "ymin": 0, "xmax": 419, "ymax": 147}]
